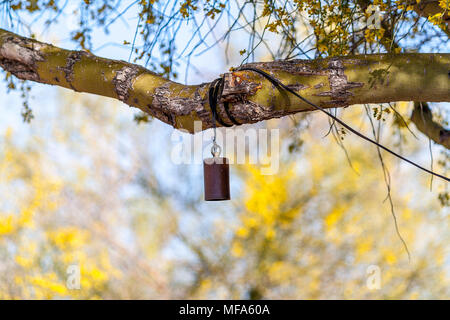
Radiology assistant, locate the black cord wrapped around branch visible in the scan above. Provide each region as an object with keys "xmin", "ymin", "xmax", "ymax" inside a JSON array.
[{"xmin": 208, "ymin": 67, "xmax": 449, "ymax": 182}]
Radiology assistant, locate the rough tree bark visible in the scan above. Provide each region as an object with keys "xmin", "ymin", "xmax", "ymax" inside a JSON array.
[{"xmin": 0, "ymin": 28, "xmax": 449, "ymax": 148}]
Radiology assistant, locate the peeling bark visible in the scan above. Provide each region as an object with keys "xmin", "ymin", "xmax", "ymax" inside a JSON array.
[
  {"xmin": 60, "ymin": 51, "xmax": 89, "ymax": 90},
  {"xmin": 113, "ymin": 66, "xmax": 140, "ymax": 102},
  {"xmin": 0, "ymin": 28, "xmax": 449, "ymax": 149},
  {"xmin": 0, "ymin": 36, "xmax": 44, "ymax": 81},
  {"xmin": 312, "ymin": 59, "xmax": 364, "ymax": 105}
]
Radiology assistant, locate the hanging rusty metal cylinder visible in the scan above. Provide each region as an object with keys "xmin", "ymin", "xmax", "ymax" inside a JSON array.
[{"xmin": 203, "ymin": 157, "xmax": 230, "ymax": 201}]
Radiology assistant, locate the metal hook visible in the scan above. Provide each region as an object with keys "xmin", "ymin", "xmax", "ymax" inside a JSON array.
[{"xmin": 211, "ymin": 141, "xmax": 221, "ymax": 158}]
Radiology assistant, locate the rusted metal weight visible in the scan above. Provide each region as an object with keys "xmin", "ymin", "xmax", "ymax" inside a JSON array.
[{"xmin": 203, "ymin": 157, "xmax": 230, "ymax": 201}]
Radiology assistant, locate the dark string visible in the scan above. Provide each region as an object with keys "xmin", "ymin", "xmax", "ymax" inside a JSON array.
[
  {"xmin": 218, "ymin": 77, "xmax": 241, "ymax": 126},
  {"xmin": 208, "ymin": 67, "xmax": 449, "ymax": 183},
  {"xmin": 208, "ymin": 77, "xmax": 241, "ymax": 127},
  {"xmin": 208, "ymin": 78, "xmax": 226, "ymax": 128}
]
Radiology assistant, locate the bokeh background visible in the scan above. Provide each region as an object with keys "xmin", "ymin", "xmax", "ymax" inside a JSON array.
[{"xmin": 0, "ymin": 1, "xmax": 449, "ymax": 299}]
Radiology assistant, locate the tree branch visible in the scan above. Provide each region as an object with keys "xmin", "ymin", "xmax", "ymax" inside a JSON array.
[
  {"xmin": 411, "ymin": 102, "xmax": 450, "ymax": 149},
  {"xmin": 1, "ymin": 28, "xmax": 449, "ymax": 134}
]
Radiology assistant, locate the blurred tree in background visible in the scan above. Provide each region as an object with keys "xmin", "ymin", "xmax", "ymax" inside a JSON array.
[
  {"xmin": 0, "ymin": 0, "xmax": 448, "ymax": 300},
  {"xmin": 0, "ymin": 91, "xmax": 448, "ymax": 299}
]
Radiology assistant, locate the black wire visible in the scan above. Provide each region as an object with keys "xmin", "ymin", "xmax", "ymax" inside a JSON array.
[
  {"xmin": 209, "ymin": 78, "xmax": 233, "ymax": 127},
  {"xmin": 217, "ymin": 77, "xmax": 241, "ymax": 126},
  {"xmin": 234, "ymin": 66, "xmax": 449, "ymax": 183}
]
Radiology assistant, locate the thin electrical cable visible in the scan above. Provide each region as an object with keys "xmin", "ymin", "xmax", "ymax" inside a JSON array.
[{"xmin": 229, "ymin": 66, "xmax": 450, "ymax": 183}]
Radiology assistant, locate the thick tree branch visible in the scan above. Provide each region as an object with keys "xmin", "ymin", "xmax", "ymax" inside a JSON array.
[
  {"xmin": 411, "ymin": 102, "xmax": 450, "ymax": 149},
  {"xmin": 1, "ymin": 28, "xmax": 449, "ymax": 135}
]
